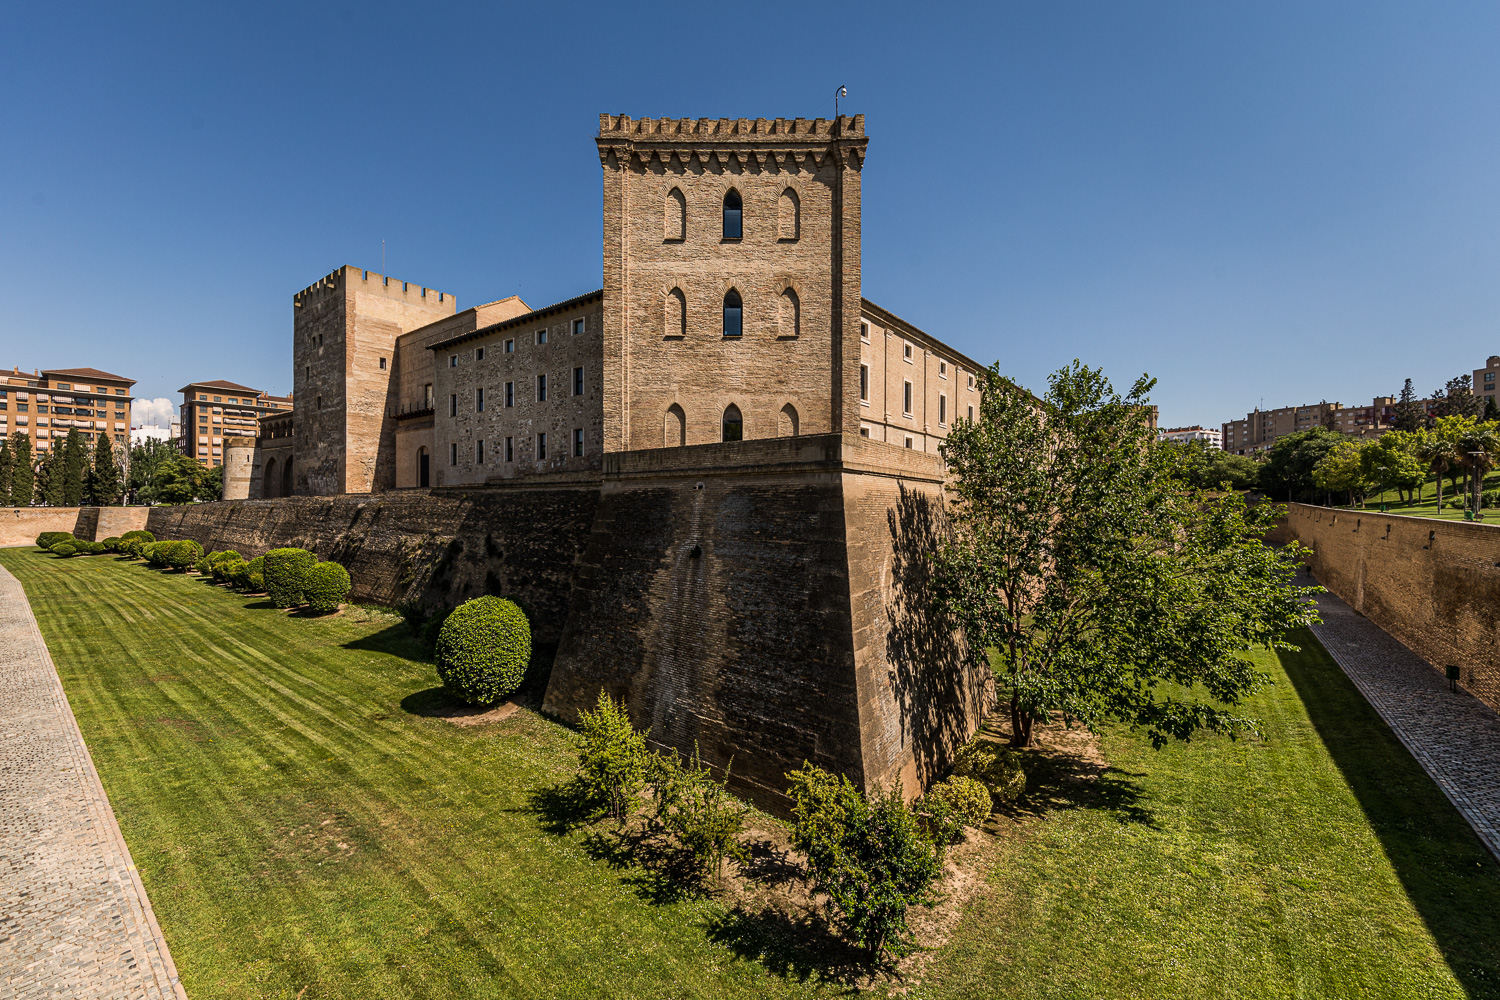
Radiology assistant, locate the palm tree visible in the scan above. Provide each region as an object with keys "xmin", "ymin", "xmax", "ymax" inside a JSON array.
[
  {"xmin": 1419, "ymin": 434, "xmax": 1458, "ymax": 514},
  {"xmin": 1458, "ymin": 424, "xmax": 1500, "ymax": 516}
]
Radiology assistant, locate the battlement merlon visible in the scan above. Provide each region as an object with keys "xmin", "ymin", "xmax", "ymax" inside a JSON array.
[
  {"xmin": 293, "ymin": 265, "xmax": 458, "ymax": 312},
  {"xmin": 596, "ymin": 114, "xmax": 867, "ymax": 170}
]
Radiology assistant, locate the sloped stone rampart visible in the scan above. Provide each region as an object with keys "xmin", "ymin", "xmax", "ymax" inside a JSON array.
[
  {"xmin": 0, "ymin": 507, "xmax": 149, "ymax": 547},
  {"xmin": 1273, "ymin": 503, "xmax": 1500, "ymax": 712}
]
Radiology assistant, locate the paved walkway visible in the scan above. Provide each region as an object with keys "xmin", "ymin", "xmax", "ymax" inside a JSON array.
[
  {"xmin": 1305, "ymin": 574, "xmax": 1500, "ymax": 860},
  {"xmin": 0, "ymin": 563, "xmax": 185, "ymax": 999}
]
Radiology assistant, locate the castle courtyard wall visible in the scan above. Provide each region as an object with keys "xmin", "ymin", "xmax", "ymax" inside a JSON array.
[{"xmin": 0, "ymin": 507, "xmax": 149, "ymax": 546}]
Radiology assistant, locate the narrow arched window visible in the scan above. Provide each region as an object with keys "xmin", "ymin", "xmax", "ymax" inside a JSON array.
[
  {"xmin": 722, "ymin": 289, "xmax": 742, "ymax": 338},
  {"xmin": 666, "ymin": 287, "xmax": 686, "ymax": 338},
  {"xmin": 779, "ymin": 403, "xmax": 799, "ymax": 437},
  {"xmin": 722, "ymin": 189, "xmax": 742, "ymax": 240},
  {"xmin": 263, "ymin": 458, "xmax": 278, "ymax": 498},
  {"xmin": 722, "ymin": 404, "xmax": 743, "ymax": 442},
  {"xmin": 778, "ymin": 188, "xmax": 799, "ymax": 241},
  {"xmin": 281, "ymin": 459, "xmax": 294, "ymax": 497},
  {"xmin": 778, "ymin": 288, "xmax": 799, "ymax": 338},
  {"xmin": 665, "ymin": 187, "xmax": 686, "ymax": 241},
  {"xmin": 666, "ymin": 404, "xmax": 686, "ymax": 447}
]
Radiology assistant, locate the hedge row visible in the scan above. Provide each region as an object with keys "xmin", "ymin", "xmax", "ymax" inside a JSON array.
[
  {"xmin": 107, "ymin": 537, "xmax": 350, "ymax": 613},
  {"xmin": 37, "ymin": 532, "xmax": 108, "ymax": 557}
]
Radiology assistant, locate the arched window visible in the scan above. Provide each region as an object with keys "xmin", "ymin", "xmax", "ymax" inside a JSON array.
[
  {"xmin": 722, "ymin": 189, "xmax": 742, "ymax": 240},
  {"xmin": 263, "ymin": 457, "xmax": 278, "ymax": 498},
  {"xmin": 665, "ymin": 187, "xmax": 686, "ymax": 241},
  {"xmin": 281, "ymin": 459, "xmax": 294, "ymax": 497},
  {"xmin": 665, "ymin": 404, "xmax": 686, "ymax": 447},
  {"xmin": 722, "ymin": 404, "xmax": 743, "ymax": 442},
  {"xmin": 666, "ymin": 287, "xmax": 686, "ymax": 339},
  {"xmin": 778, "ymin": 288, "xmax": 800, "ymax": 338},
  {"xmin": 722, "ymin": 289, "xmax": 742, "ymax": 338},
  {"xmin": 779, "ymin": 403, "xmax": 799, "ymax": 437},
  {"xmin": 778, "ymin": 188, "xmax": 800, "ymax": 241}
]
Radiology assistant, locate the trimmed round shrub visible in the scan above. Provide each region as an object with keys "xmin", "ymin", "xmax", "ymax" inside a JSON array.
[
  {"xmin": 303, "ymin": 561, "xmax": 351, "ymax": 614},
  {"xmin": 101, "ymin": 536, "xmax": 121, "ymax": 552},
  {"xmin": 953, "ymin": 741, "xmax": 1027, "ymax": 804},
  {"xmin": 928, "ymin": 776, "xmax": 991, "ymax": 827},
  {"xmin": 83, "ymin": 541, "xmax": 107, "ymax": 555},
  {"xmin": 50, "ymin": 542, "xmax": 77, "ymax": 558},
  {"xmin": 38, "ymin": 532, "xmax": 75, "ymax": 550},
  {"xmin": 144, "ymin": 542, "xmax": 167, "ymax": 567},
  {"xmin": 207, "ymin": 550, "xmax": 242, "ymax": 581},
  {"xmin": 121, "ymin": 529, "xmax": 154, "ymax": 544},
  {"xmin": 248, "ymin": 570, "xmax": 265, "ymax": 592},
  {"xmin": 263, "ymin": 548, "xmax": 316, "ymax": 607},
  {"xmin": 434, "ymin": 597, "xmax": 532, "ymax": 705},
  {"xmin": 195, "ymin": 556, "xmax": 213, "ymax": 576},
  {"xmin": 221, "ymin": 557, "xmax": 249, "ymax": 589},
  {"xmin": 162, "ymin": 539, "xmax": 203, "ymax": 572}
]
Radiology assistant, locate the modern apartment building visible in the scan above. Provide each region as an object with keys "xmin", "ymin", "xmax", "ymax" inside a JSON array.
[
  {"xmin": 1476, "ymin": 356, "xmax": 1500, "ymax": 408},
  {"xmin": 1221, "ymin": 397, "xmax": 1397, "ymax": 455},
  {"xmin": 0, "ymin": 366, "xmax": 135, "ymax": 458},
  {"xmin": 1160, "ymin": 425, "xmax": 1222, "ymax": 448},
  {"xmin": 178, "ymin": 380, "xmax": 291, "ymax": 468}
]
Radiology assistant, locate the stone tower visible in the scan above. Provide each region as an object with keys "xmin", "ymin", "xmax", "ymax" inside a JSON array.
[
  {"xmin": 292, "ymin": 267, "xmax": 456, "ymax": 495},
  {"xmin": 595, "ymin": 114, "xmax": 868, "ymax": 452}
]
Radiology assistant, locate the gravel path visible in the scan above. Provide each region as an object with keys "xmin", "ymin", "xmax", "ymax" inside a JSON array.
[
  {"xmin": 1306, "ymin": 574, "xmax": 1500, "ymax": 861},
  {"xmin": 0, "ymin": 562, "xmax": 186, "ymax": 999}
]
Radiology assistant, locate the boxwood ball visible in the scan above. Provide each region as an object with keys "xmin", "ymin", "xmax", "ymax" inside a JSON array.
[{"xmin": 434, "ymin": 596, "xmax": 532, "ymax": 705}]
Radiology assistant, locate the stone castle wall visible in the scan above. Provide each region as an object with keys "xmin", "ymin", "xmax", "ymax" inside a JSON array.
[
  {"xmin": 0, "ymin": 507, "xmax": 149, "ymax": 547},
  {"xmin": 1275, "ymin": 503, "xmax": 1500, "ymax": 712}
]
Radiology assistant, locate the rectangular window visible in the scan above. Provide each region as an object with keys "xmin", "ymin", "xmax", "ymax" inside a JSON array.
[
  {"xmin": 450, "ymin": 394, "xmax": 457, "ymax": 417},
  {"xmin": 475, "ymin": 388, "xmax": 485, "ymax": 412},
  {"xmin": 505, "ymin": 436, "xmax": 513, "ymax": 462},
  {"xmin": 379, "ymin": 357, "xmax": 387, "ymax": 370},
  {"xmin": 573, "ymin": 427, "xmax": 584, "ymax": 456},
  {"xmin": 903, "ymin": 381, "xmax": 913, "ymax": 415},
  {"xmin": 424, "ymin": 383, "xmax": 433, "ymax": 408},
  {"xmin": 968, "ymin": 405, "xmax": 975, "ymax": 422},
  {"xmin": 505, "ymin": 382, "xmax": 514, "ymax": 407},
  {"xmin": 573, "ymin": 366, "xmax": 584, "ymax": 396},
  {"xmin": 939, "ymin": 394, "xmax": 947, "ymax": 425},
  {"xmin": 905, "ymin": 436, "xmax": 914, "ymax": 449},
  {"xmin": 967, "ymin": 375, "xmax": 975, "ymax": 390},
  {"xmin": 475, "ymin": 346, "xmax": 485, "ymax": 361},
  {"xmin": 537, "ymin": 432, "xmax": 547, "ymax": 460},
  {"xmin": 860, "ymin": 364, "xmax": 869, "ymax": 403},
  {"xmin": 536, "ymin": 328, "xmax": 548, "ymax": 345},
  {"xmin": 939, "ymin": 361, "xmax": 947, "ymax": 377},
  {"xmin": 903, "ymin": 343, "xmax": 913, "ymax": 362},
  {"xmin": 860, "ymin": 322, "xmax": 869, "ymax": 342},
  {"xmin": 504, "ymin": 338, "xmax": 515, "ymax": 353},
  {"xmin": 450, "ymin": 442, "xmax": 458, "ymax": 466},
  {"xmin": 449, "ymin": 355, "xmax": 457, "ymax": 367},
  {"xmin": 537, "ymin": 374, "xmax": 548, "ymax": 402},
  {"xmin": 573, "ymin": 318, "xmax": 585, "ymax": 335},
  {"xmin": 476, "ymin": 439, "xmax": 485, "ymax": 464}
]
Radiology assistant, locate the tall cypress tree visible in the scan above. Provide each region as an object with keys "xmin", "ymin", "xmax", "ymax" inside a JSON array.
[
  {"xmin": 1392, "ymin": 378, "xmax": 1425, "ymax": 433},
  {"xmin": 60, "ymin": 429, "xmax": 87, "ymax": 506},
  {"xmin": 0, "ymin": 438, "xmax": 12, "ymax": 507},
  {"xmin": 90, "ymin": 433, "xmax": 122, "ymax": 505},
  {"xmin": 39, "ymin": 448, "xmax": 62, "ymax": 506},
  {"xmin": 11, "ymin": 434, "xmax": 35, "ymax": 506}
]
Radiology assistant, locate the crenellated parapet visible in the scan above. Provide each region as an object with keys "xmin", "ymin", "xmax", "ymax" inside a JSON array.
[
  {"xmin": 597, "ymin": 113, "xmax": 867, "ymax": 172},
  {"xmin": 294, "ymin": 265, "xmax": 454, "ymax": 311}
]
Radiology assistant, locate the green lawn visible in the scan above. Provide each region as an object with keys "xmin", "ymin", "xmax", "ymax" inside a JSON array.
[
  {"xmin": 5, "ymin": 549, "xmax": 1499, "ymax": 999},
  {"xmin": 1345, "ymin": 469, "xmax": 1500, "ymax": 520}
]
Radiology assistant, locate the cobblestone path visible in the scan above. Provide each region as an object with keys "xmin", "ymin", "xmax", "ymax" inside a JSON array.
[
  {"xmin": 0, "ymin": 563, "xmax": 186, "ymax": 999},
  {"xmin": 1306, "ymin": 575, "xmax": 1500, "ymax": 861}
]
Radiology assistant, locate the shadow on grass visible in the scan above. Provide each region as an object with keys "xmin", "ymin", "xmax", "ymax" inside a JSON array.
[
  {"xmin": 1282, "ymin": 628, "xmax": 1500, "ymax": 995},
  {"xmin": 975, "ymin": 718, "xmax": 1158, "ymax": 829},
  {"xmin": 525, "ymin": 777, "xmax": 597, "ymax": 836},
  {"xmin": 581, "ymin": 825, "xmax": 709, "ymax": 905},
  {"xmin": 703, "ymin": 906, "xmax": 866, "ymax": 989}
]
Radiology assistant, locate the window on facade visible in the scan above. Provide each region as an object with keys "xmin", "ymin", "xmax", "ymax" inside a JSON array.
[
  {"xmin": 723, "ymin": 189, "xmax": 742, "ymax": 239},
  {"xmin": 505, "ymin": 381, "xmax": 514, "ymax": 407},
  {"xmin": 903, "ymin": 381, "xmax": 912, "ymax": 415},
  {"xmin": 779, "ymin": 403, "xmax": 798, "ymax": 437},
  {"xmin": 476, "ymin": 439, "xmax": 485, "ymax": 464},
  {"xmin": 476, "ymin": 388, "xmax": 485, "ymax": 412},
  {"xmin": 316, "ymin": 395, "xmax": 322, "ymax": 410},
  {"xmin": 939, "ymin": 361, "xmax": 947, "ymax": 377},
  {"xmin": 424, "ymin": 383, "xmax": 433, "ymax": 408},
  {"xmin": 573, "ymin": 366, "xmax": 584, "ymax": 396},
  {"xmin": 778, "ymin": 187, "xmax": 800, "ymax": 240},
  {"xmin": 905, "ymin": 436, "xmax": 914, "ymax": 449},
  {"xmin": 968, "ymin": 405, "xmax": 975, "ymax": 422},
  {"xmin": 903, "ymin": 343, "xmax": 913, "ymax": 362},
  {"xmin": 939, "ymin": 394, "xmax": 947, "ymax": 425},
  {"xmin": 505, "ymin": 339, "xmax": 515, "ymax": 353},
  {"xmin": 214, "ymin": 396, "xmax": 222, "ymax": 402},
  {"xmin": 450, "ymin": 394, "xmax": 457, "ymax": 417},
  {"xmin": 778, "ymin": 288, "xmax": 800, "ymax": 337},
  {"xmin": 967, "ymin": 374, "xmax": 974, "ymax": 390},
  {"xmin": 573, "ymin": 318, "xmax": 584, "ymax": 336},
  {"xmin": 536, "ymin": 329, "xmax": 548, "ymax": 345},
  {"xmin": 573, "ymin": 428, "xmax": 584, "ymax": 457},
  {"xmin": 537, "ymin": 432, "xmax": 547, "ymax": 460},
  {"xmin": 665, "ymin": 187, "xmax": 687, "ymax": 241},
  {"xmin": 861, "ymin": 322, "xmax": 870, "ymax": 342},
  {"xmin": 475, "ymin": 346, "xmax": 485, "ymax": 361},
  {"xmin": 449, "ymin": 355, "xmax": 457, "ymax": 367},
  {"xmin": 666, "ymin": 404, "xmax": 686, "ymax": 447},
  {"xmin": 537, "ymin": 374, "xmax": 548, "ymax": 402},
  {"xmin": 379, "ymin": 357, "xmax": 387, "ymax": 370},
  {"xmin": 723, "ymin": 289, "xmax": 743, "ymax": 338},
  {"xmin": 860, "ymin": 364, "xmax": 870, "ymax": 402},
  {"xmin": 666, "ymin": 287, "xmax": 686, "ymax": 338},
  {"xmin": 450, "ymin": 442, "xmax": 458, "ymax": 466},
  {"xmin": 723, "ymin": 403, "xmax": 743, "ymax": 442},
  {"xmin": 505, "ymin": 436, "xmax": 513, "ymax": 462}
]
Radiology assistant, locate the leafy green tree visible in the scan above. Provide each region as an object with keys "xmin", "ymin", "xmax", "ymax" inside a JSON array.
[
  {"xmin": 9, "ymin": 433, "xmax": 34, "ymax": 506},
  {"xmin": 89, "ymin": 433, "xmax": 122, "ymax": 505},
  {"xmin": 154, "ymin": 453, "xmax": 210, "ymax": 505},
  {"xmin": 127, "ymin": 438, "xmax": 178, "ymax": 505},
  {"xmin": 938, "ymin": 362, "xmax": 1320, "ymax": 749},
  {"xmin": 1393, "ymin": 378, "xmax": 1425, "ymax": 433},
  {"xmin": 1486, "ymin": 397, "xmax": 1500, "ymax": 422},
  {"xmin": 577, "ymin": 691, "xmax": 650, "ymax": 824},
  {"xmin": 1313, "ymin": 440, "xmax": 1368, "ymax": 506},
  {"xmin": 1258, "ymin": 427, "xmax": 1345, "ymax": 503},
  {"xmin": 0, "ymin": 438, "xmax": 12, "ymax": 506},
  {"xmin": 785, "ymin": 764, "xmax": 943, "ymax": 963},
  {"xmin": 1165, "ymin": 439, "xmax": 1260, "ymax": 491},
  {"xmin": 1360, "ymin": 432, "xmax": 1425, "ymax": 505},
  {"xmin": 649, "ymin": 744, "xmax": 747, "ymax": 885},
  {"xmin": 201, "ymin": 464, "xmax": 224, "ymax": 502},
  {"xmin": 1458, "ymin": 422, "xmax": 1500, "ymax": 515},
  {"xmin": 59, "ymin": 429, "xmax": 88, "ymax": 507}
]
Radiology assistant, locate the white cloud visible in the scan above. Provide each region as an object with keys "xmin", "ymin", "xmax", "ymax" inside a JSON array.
[{"xmin": 132, "ymin": 397, "xmax": 176, "ymax": 429}]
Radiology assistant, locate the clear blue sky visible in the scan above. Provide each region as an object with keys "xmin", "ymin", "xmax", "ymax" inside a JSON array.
[{"xmin": 2, "ymin": 1, "xmax": 1496, "ymax": 429}]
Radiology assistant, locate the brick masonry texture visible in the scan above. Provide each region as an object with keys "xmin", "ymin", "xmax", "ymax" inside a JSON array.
[
  {"xmin": 1304, "ymin": 573, "xmax": 1500, "ymax": 860},
  {"xmin": 1271, "ymin": 503, "xmax": 1500, "ymax": 712},
  {"xmin": 0, "ymin": 563, "xmax": 185, "ymax": 999},
  {"xmin": 0, "ymin": 507, "xmax": 149, "ymax": 547}
]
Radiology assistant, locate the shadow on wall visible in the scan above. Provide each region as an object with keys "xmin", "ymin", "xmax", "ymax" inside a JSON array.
[{"xmin": 885, "ymin": 484, "xmax": 989, "ymax": 790}]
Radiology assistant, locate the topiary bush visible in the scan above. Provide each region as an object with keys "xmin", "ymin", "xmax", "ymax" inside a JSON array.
[
  {"xmin": 83, "ymin": 541, "xmax": 107, "ymax": 555},
  {"xmin": 50, "ymin": 542, "xmax": 77, "ymax": 557},
  {"xmin": 952, "ymin": 740, "xmax": 1027, "ymax": 804},
  {"xmin": 38, "ymin": 532, "xmax": 74, "ymax": 550},
  {"xmin": 918, "ymin": 776, "xmax": 992, "ymax": 843},
  {"xmin": 263, "ymin": 548, "xmax": 317, "ymax": 607},
  {"xmin": 303, "ymin": 561, "xmax": 351, "ymax": 614},
  {"xmin": 195, "ymin": 556, "xmax": 213, "ymax": 575},
  {"xmin": 434, "ymin": 596, "xmax": 531, "ymax": 705},
  {"xmin": 161, "ymin": 539, "xmax": 203, "ymax": 572},
  {"xmin": 144, "ymin": 542, "xmax": 167, "ymax": 567},
  {"xmin": 244, "ymin": 555, "xmax": 265, "ymax": 591},
  {"xmin": 101, "ymin": 536, "xmax": 120, "ymax": 552}
]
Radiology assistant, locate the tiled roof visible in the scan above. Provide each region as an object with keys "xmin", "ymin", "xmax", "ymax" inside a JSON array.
[
  {"xmin": 42, "ymin": 367, "xmax": 134, "ymax": 383},
  {"xmin": 178, "ymin": 379, "xmax": 263, "ymax": 395}
]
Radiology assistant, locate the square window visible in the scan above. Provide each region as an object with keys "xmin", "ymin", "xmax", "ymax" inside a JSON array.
[
  {"xmin": 573, "ymin": 427, "xmax": 584, "ymax": 457},
  {"xmin": 505, "ymin": 436, "xmax": 514, "ymax": 462},
  {"xmin": 537, "ymin": 432, "xmax": 547, "ymax": 460},
  {"xmin": 573, "ymin": 318, "xmax": 585, "ymax": 335},
  {"xmin": 475, "ymin": 346, "xmax": 485, "ymax": 361},
  {"xmin": 573, "ymin": 366, "xmax": 585, "ymax": 396},
  {"xmin": 505, "ymin": 338, "xmax": 515, "ymax": 353},
  {"xmin": 536, "ymin": 329, "xmax": 548, "ymax": 345},
  {"xmin": 449, "ymin": 355, "xmax": 457, "ymax": 367},
  {"xmin": 450, "ymin": 442, "xmax": 457, "ymax": 465},
  {"xmin": 505, "ymin": 382, "xmax": 514, "ymax": 407},
  {"xmin": 860, "ymin": 427, "xmax": 869, "ymax": 437},
  {"xmin": 537, "ymin": 374, "xmax": 548, "ymax": 402}
]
